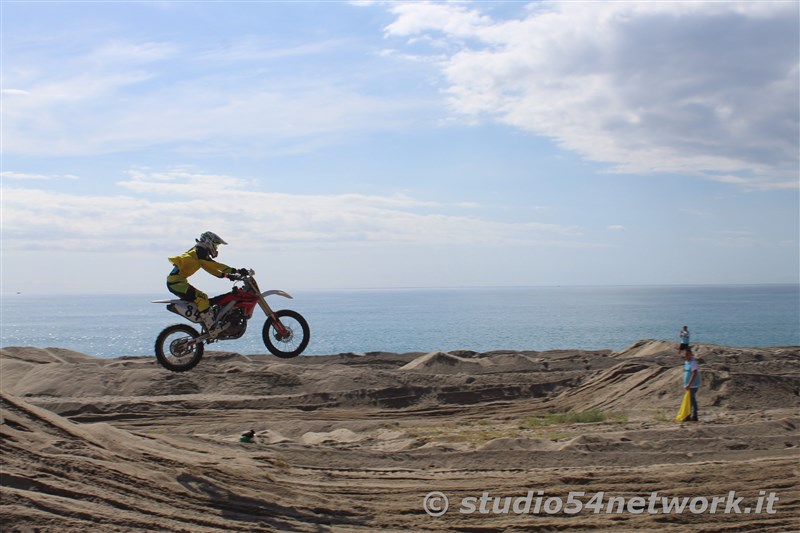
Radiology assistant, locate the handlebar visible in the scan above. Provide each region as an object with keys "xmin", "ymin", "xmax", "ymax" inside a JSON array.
[{"xmin": 226, "ymin": 268, "xmax": 255, "ymax": 281}]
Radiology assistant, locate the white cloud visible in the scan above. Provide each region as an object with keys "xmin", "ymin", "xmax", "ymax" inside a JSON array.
[
  {"xmin": 84, "ymin": 40, "xmax": 179, "ymax": 65},
  {"xmin": 1, "ymin": 35, "xmax": 432, "ymax": 157},
  {"xmin": 1, "ymin": 169, "xmax": 594, "ymax": 252},
  {"xmin": 191, "ymin": 37, "xmax": 348, "ymax": 64},
  {"xmin": 386, "ymin": 2, "xmax": 492, "ymax": 40},
  {"xmin": 1, "ymin": 171, "xmax": 79, "ymax": 181},
  {"xmin": 607, "ymin": 225, "xmax": 626, "ymax": 232},
  {"xmin": 383, "ymin": 1, "xmax": 799, "ymax": 189}
]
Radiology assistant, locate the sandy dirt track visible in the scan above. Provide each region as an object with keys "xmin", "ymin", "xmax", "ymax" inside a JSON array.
[{"xmin": 2, "ymin": 340, "xmax": 799, "ymax": 531}]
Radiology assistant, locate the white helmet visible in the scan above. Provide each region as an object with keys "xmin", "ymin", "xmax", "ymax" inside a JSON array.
[{"xmin": 196, "ymin": 231, "xmax": 227, "ymax": 258}]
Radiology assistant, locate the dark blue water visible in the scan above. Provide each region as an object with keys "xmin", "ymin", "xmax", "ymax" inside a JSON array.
[{"xmin": 1, "ymin": 285, "xmax": 797, "ymax": 358}]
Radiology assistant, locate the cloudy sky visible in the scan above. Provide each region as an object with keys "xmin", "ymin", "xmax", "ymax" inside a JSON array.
[{"xmin": 2, "ymin": 1, "xmax": 798, "ymax": 294}]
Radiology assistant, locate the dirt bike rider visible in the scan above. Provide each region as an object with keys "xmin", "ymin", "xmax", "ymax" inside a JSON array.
[{"xmin": 166, "ymin": 231, "xmax": 248, "ymax": 331}]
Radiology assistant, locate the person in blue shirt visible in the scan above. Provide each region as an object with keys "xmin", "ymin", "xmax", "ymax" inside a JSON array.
[
  {"xmin": 678, "ymin": 325, "xmax": 690, "ymax": 354},
  {"xmin": 683, "ymin": 348, "xmax": 700, "ymax": 422}
]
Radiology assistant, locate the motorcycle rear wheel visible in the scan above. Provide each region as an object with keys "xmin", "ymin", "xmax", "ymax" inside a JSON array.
[
  {"xmin": 262, "ymin": 309, "xmax": 310, "ymax": 358},
  {"xmin": 155, "ymin": 324, "xmax": 204, "ymax": 372}
]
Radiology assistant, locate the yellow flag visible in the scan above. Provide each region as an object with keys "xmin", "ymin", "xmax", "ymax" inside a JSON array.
[{"xmin": 674, "ymin": 390, "xmax": 692, "ymax": 422}]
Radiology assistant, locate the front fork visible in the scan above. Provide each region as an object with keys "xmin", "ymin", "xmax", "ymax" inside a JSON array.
[
  {"xmin": 251, "ymin": 278, "xmax": 289, "ymax": 339},
  {"xmin": 257, "ymin": 294, "xmax": 288, "ymax": 338}
]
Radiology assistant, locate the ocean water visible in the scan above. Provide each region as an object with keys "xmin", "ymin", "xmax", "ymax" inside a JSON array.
[{"xmin": 1, "ymin": 285, "xmax": 798, "ymax": 359}]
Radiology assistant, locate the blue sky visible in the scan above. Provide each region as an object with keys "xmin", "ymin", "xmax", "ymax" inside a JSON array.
[{"xmin": 2, "ymin": 1, "xmax": 798, "ymax": 294}]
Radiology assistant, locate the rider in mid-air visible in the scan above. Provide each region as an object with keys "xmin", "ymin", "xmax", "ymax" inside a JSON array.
[{"xmin": 166, "ymin": 231, "xmax": 247, "ymax": 330}]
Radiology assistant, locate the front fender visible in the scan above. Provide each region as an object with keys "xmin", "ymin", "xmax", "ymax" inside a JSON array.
[{"xmin": 261, "ymin": 289, "xmax": 293, "ymax": 300}]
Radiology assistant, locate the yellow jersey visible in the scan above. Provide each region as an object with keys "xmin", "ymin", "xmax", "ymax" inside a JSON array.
[{"xmin": 168, "ymin": 246, "xmax": 234, "ymax": 279}]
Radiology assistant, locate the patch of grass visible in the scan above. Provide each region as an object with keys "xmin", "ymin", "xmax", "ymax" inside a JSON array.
[
  {"xmin": 520, "ymin": 409, "xmax": 626, "ymax": 429},
  {"xmin": 409, "ymin": 411, "xmax": 637, "ymax": 448},
  {"xmin": 608, "ymin": 412, "xmax": 628, "ymax": 424},
  {"xmin": 653, "ymin": 410, "xmax": 671, "ymax": 423}
]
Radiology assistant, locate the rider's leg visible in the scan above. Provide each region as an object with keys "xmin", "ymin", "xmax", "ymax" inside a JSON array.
[
  {"xmin": 194, "ymin": 290, "xmax": 210, "ymax": 313},
  {"xmin": 167, "ymin": 275, "xmax": 214, "ymax": 328},
  {"xmin": 166, "ymin": 271, "xmax": 193, "ymax": 301},
  {"xmin": 194, "ymin": 291, "xmax": 216, "ymax": 330}
]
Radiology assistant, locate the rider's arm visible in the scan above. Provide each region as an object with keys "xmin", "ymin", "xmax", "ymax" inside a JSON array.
[
  {"xmin": 200, "ymin": 259, "xmax": 236, "ymax": 278},
  {"xmin": 194, "ymin": 246, "xmax": 236, "ymax": 278}
]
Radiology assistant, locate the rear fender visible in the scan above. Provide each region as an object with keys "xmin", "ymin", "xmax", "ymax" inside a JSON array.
[{"xmin": 154, "ymin": 299, "xmax": 202, "ymax": 323}]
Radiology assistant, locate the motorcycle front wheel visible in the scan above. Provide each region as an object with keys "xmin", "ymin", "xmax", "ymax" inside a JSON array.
[
  {"xmin": 262, "ymin": 309, "xmax": 310, "ymax": 358},
  {"xmin": 155, "ymin": 324, "xmax": 204, "ymax": 372}
]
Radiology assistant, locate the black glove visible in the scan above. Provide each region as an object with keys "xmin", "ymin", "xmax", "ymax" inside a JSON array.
[{"xmin": 237, "ymin": 268, "xmax": 250, "ymax": 276}]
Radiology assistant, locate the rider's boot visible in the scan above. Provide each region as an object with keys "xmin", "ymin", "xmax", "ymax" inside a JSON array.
[{"xmin": 199, "ymin": 308, "xmax": 216, "ymax": 332}]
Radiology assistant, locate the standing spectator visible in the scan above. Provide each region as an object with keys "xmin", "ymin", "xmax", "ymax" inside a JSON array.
[
  {"xmin": 678, "ymin": 325, "xmax": 690, "ymax": 354},
  {"xmin": 683, "ymin": 348, "xmax": 700, "ymax": 422}
]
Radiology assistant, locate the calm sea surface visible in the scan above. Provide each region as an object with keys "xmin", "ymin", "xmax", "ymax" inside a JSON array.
[{"xmin": 1, "ymin": 285, "xmax": 798, "ymax": 358}]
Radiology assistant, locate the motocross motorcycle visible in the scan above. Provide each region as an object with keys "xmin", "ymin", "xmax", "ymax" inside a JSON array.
[{"xmin": 153, "ymin": 269, "xmax": 309, "ymax": 372}]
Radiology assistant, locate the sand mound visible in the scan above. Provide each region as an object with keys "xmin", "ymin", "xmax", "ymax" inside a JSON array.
[
  {"xmin": 301, "ymin": 428, "xmax": 363, "ymax": 445},
  {"xmin": 612, "ymin": 339, "xmax": 676, "ymax": 358},
  {"xmin": 553, "ymin": 361, "xmax": 681, "ymax": 411},
  {"xmin": 1, "ymin": 346, "xmax": 97, "ymax": 364},
  {"xmin": 399, "ymin": 351, "xmax": 492, "ymax": 373}
]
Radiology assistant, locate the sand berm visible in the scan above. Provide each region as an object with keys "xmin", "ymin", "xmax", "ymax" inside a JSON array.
[{"xmin": 1, "ymin": 340, "xmax": 798, "ymax": 532}]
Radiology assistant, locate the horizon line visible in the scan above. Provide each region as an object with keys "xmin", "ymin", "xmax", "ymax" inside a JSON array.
[{"xmin": 2, "ymin": 281, "xmax": 799, "ymax": 298}]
